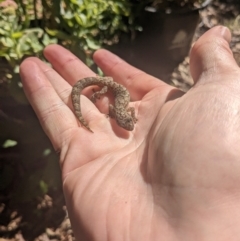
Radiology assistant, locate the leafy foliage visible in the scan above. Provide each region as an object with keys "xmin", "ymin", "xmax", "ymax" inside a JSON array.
[
  {"xmin": 0, "ymin": 0, "xmax": 137, "ymax": 70},
  {"xmin": 0, "ymin": 0, "xmax": 205, "ymax": 70},
  {"xmin": 0, "ymin": 0, "xmax": 57, "ymax": 69}
]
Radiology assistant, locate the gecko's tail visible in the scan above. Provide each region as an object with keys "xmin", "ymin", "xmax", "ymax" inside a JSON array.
[
  {"xmin": 78, "ymin": 116, "xmax": 94, "ymax": 133},
  {"xmin": 83, "ymin": 125, "xmax": 94, "ymax": 133},
  {"xmin": 72, "ymin": 89, "xmax": 94, "ymax": 133}
]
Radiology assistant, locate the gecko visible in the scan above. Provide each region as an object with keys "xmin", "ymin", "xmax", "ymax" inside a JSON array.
[{"xmin": 71, "ymin": 76, "xmax": 137, "ymax": 133}]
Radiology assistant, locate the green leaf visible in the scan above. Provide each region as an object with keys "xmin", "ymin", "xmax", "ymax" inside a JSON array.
[
  {"xmin": 0, "ymin": 27, "xmax": 7, "ymax": 35},
  {"xmin": 43, "ymin": 148, "xmax": 51, "ymax": 157},
  {"xmin": 45, "ymin": 28, "xmax": 70, "ymax": 40},
  {"xmin": 86, "ymin": 38, "xmax": 100, "ymax": 50},
  {"xmin": 75, "ymin": 13, "xmax": 87, "ymax": 26},
  {"xmin": 2, "ymin": 139, "xmax": 18, "ymax": 148},
  {"xmin": 12, "ymin": 31, "xmax": 23, "ymax": 39},
  {"xmin": 39, "ymin": 180, "xmax": 48, "ymax": 194},
  {"xmin": 1, "ymin": 37, "xmax": 14, "ymax": 47}
]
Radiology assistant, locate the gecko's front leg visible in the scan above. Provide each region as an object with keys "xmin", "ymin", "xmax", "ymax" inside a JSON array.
[{"xmin": 127, "ymin": 107, "xmax": 138, "ymax": 123}]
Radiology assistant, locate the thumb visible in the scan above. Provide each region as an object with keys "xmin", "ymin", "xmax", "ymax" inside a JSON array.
[{"xmin": 190, "ymin": 26, "xmax": 239, "ymax": 83}]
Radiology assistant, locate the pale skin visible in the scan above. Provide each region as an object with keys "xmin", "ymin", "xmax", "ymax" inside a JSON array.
[{"xmin": 20, "ymin": 26, "xmax": 240, "ymax": 241}]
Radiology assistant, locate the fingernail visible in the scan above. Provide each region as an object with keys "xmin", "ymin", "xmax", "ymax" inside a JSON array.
[{"xmin": 219, "ymin": 26, "xmax": 231, "ymax": 43}]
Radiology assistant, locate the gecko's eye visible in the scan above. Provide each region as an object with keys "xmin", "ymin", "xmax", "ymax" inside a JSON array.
[{"xmin": 121, "ymin": 117, "xmax": 134, "ymax": 131}]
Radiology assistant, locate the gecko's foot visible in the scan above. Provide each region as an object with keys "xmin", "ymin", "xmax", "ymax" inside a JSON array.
[
  {"xmin": 91, "ymin": 93, "xmax": 101, "ymax": 103},
  {"xmin": 133, "ymin": 117, "xmax": 138, "ymax": 123}
]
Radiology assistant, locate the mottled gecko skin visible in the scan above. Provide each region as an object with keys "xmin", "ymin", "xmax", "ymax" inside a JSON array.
[{"xmin": 71, "ymin": 76, "xmax": 137, "ymax": 132}]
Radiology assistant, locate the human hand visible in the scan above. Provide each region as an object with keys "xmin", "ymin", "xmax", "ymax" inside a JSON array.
[{"xmin": 20, "ymin": 26, "xmax": 240, "ymax": 241}]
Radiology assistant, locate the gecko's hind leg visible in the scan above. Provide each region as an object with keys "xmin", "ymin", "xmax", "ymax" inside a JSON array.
[{"xmin": 91, "ymin": 86, "xmax": 108, "ymax": 103}]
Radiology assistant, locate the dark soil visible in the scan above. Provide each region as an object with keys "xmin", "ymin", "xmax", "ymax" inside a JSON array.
[{"xmin": 171, "ymin": 0, "xmax": 240, "ymax": 91}]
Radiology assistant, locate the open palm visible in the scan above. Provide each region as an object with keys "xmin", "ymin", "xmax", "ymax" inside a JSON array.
[{"xmin": 20, "ymin": 26, "xmax": 240, "ymax": 241}]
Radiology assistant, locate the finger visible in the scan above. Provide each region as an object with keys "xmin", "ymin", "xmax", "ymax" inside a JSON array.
[
  {"xmin": 27, "ymin": 57, "xmax": 71, "ymax": 100},
  {"xmin": 20, "ymin": 60, "xmax": 98, "ymax": 151},
  {"xmin": 25, "ymin": 57, "xmax": 101, "ymax": 110},
  {"xmin": 43, "ymin": 44, "xmax": 95, "ymax": 85},
  {"xmin": 190, "ymin": 26, "xmax": 239, "ymax": 84},
  {"xmin": 93, "ymin": 49, "xmax": 172, "ymax": 101}
]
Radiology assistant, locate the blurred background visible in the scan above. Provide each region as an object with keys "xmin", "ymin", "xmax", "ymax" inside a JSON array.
[{"xmin": 0, "ymin": 0, "xmax": 240, "ymax": 240}]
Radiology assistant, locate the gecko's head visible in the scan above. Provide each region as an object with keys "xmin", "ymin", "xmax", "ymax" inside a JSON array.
[{"xmin": 116, "ymin": 113, "xmax": 135, "ymax": 131}]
